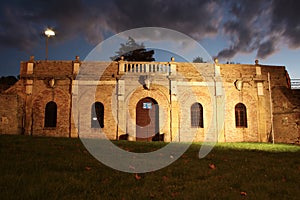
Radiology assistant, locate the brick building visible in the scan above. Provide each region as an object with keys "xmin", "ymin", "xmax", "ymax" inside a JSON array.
[{"xmin": 0, "ymin": 56, "xmax": 299, "ymax": 143}]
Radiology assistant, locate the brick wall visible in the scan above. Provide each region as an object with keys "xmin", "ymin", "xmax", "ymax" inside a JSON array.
[
  {"xmin": 0, "ymin": 94, "xmax": 23, "ymax": 134},
  {"xmin": 0, "ymin": 58, "xmax": 298, "ymax": 143}
]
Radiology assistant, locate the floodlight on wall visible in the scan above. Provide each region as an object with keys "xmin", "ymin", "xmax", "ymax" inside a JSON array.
[{"xmin": 44, "ymin": 28, "xmax": 55, "ymax": 60}]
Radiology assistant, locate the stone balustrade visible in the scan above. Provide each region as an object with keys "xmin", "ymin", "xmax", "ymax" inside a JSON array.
[
  {"xmin": 291, "ymin": 79, "xmax": 300, "ymax": 90},
  {"xmin": 291, "ymin": 79, "xmax": 300, "ymax": 89},
  {"xmin": 118, "ymin": 61, "xmax": 176, "ymax": 75}
]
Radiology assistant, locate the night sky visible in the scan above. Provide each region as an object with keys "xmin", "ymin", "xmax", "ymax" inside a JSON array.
[{"xmin": 0, "ymin": 0, "xmax": 300, "ymax": 78}]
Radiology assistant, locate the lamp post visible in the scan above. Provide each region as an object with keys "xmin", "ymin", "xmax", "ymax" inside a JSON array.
[{"xmin": 44, "ymin": 28, "xmax": 55, "ymax": 60}]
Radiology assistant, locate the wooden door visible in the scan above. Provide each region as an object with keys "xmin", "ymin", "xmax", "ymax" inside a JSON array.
[{"xmin": 136, "ymin": 97, "xmax": 159, "ymax": 141}]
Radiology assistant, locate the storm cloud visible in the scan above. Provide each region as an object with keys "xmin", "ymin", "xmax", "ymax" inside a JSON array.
[
  {"xmin": 0, "ymin": 0, "xmax": 300, "ymax": 60},
  {"xmin": 217, "ymin": 0, "xmax": 300, "ymax": 59}
]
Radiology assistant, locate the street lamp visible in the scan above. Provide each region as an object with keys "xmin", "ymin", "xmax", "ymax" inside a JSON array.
[{"xmin": 44, "ymin": 28, "xmax": 55, "ymax": 60}]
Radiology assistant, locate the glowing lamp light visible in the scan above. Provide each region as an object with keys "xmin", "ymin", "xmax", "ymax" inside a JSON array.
[
  {"xmin": 44, "ymin": 28, "xmax": 55, "ymax": 37},
  {"xmin": 44, "ymin": 28, "xmax": 55, "ymax": 60}
]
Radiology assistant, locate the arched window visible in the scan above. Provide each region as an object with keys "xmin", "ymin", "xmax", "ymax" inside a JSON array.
[
  {"xmin": 235, "ymin": 103, "xmax": 247, "ymax": 128},
  {"xmin": 191, "ymin": 103, "xmax": 204, "ymax": 128},
  {"xmin": 44, "ymin": 101, "xmax": 57, "ymax": 128},
  {"xmin": 91, "ymin": 102, "xmax": 104, "ymax": 128}
]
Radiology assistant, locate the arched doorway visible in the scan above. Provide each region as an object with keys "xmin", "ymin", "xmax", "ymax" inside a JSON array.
[
  {"xmin": 44, "ymin": 101, "xmax": 57, "ymax": 128},
  {"xmin": 136, "ymin": 97, "xmax": 159, "ymax": 141}
]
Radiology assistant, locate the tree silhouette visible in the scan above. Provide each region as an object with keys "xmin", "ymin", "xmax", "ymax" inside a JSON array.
[
  {"xmin": 192, "ymin": 56, "xmax": 205, "ymax": 63},
  {"xmin": 110, "ymin": 37, "xmax": 155, "ymax": 61},
  {"xmin": 0, "ymin": 76, "xmax": 18, "ymax": 92}
]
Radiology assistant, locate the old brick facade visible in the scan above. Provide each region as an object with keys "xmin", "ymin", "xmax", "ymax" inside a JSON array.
[{"xmin": 0, "ymin": 56, "xmax": 299, "ymax": 143}]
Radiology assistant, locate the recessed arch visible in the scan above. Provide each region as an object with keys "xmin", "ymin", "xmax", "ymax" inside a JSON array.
[
  {"xmin": 235, "ymin": 103, "xmax": 247, "ymax": 128},
  {"xmin": 91, "ymin": 102, "xmax": 104, "ymax": 128},
  {"xmin": 136, "ymin": 97, "xmax": 159, "ymax": 141},
  {"xmin": 44, "ymin": 101, "xmax": 57, "ymax": 128},
  {"xmin": 191, "ymin": 102, "xmax": 204, "ymax": 128}
]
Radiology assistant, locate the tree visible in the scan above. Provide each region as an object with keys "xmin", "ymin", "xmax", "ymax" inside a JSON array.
[
  {"xmin": 110, "ymin": 37, "xmax": 155, "ymax": 61},
  {"xmin": 0, "ymin": 76, "xmax": 18, "ymax": 92},
  {"xmin": 192, "ymin": 56, "xmax": 205, "ymax": 63}
]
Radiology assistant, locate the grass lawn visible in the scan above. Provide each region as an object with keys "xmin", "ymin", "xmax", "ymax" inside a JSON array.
[{"xmin": 0, "ymin": 135, "xmax": 300, "ymax": 200}]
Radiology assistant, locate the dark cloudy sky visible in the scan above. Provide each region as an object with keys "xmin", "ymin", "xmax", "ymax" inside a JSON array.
[{"xmin": 0, "ymin": 0, "xmax": 300, "ymax": 78}]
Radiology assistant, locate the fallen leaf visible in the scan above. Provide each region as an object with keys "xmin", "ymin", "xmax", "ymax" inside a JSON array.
[
  {"xmin": 85, "ymin": 166, "xmax": 91, "ymax": 171},
  {"xmin": 124, "ymin": 148, "xmax": 130, "ymax": 152},
  {"xmin": 129, "ymin": 165, "xmax": 135, "ymax": 170},
  {"xmin": 102, "ymin": 178, "xmax": 109, "ymax": 184},
  {"xmin": 135, "ymin": 173, "xmax": 141, "ymax": 180},
  {"xmin": 222, "ymin": 157, "xmax": 228, "ymax": 162},
  {"xmin": 163, "ymin": 176, "xmax": 168, "ymax": 181},
  {"xmin": 149, "ymin": 192, "xmax": 155, "ymax": 198},
  {"xmin": 240, "ymin": 191, "xmax": 247, "ymax": 196},
  {"xmin": 171, "ymin": 192, "xmax": 179, "ymax": 197},
  {"xmin": 209, "ymin": 163, "xmax": 216, "ymax": 169}
]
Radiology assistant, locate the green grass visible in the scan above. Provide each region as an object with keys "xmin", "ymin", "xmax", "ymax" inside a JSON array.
[{"xmin": 0, "ymin": 135, "xmax": 299, "ymax": 200}]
